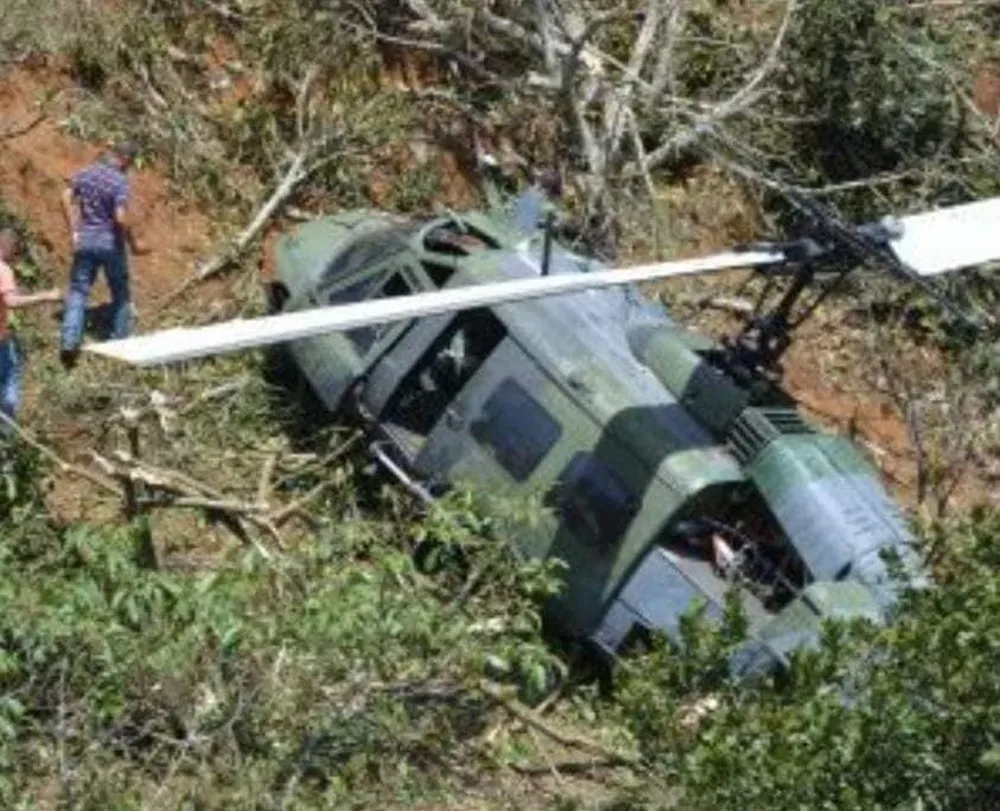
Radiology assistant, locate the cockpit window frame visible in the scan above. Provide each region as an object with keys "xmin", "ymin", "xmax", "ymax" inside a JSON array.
[{"xmin": 319, "ymin": 224, "xmax": 413, "ymax": 290}]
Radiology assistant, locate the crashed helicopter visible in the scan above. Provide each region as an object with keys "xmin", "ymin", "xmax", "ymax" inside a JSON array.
[{"xmin": 86, "ymin": 176, "xmax": 1000, "ymax": 677}]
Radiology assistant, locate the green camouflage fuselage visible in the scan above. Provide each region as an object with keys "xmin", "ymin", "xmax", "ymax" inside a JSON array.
[{"xmin": 270, "ymin": 207, "xmax": 922, "ymax": 674}]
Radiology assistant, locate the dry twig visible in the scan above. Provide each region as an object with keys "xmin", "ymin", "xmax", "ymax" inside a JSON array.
[
  {"xmin": 93, "ymin": 450, "xmax": 281, "ymax": 555},
  {"xmin": 257, "ymin": 448, "xmax": 280, "ymax": 509},
  {"xmin": 269, "ymin": 430, "xmax": 362, "ymax": 526},
  {"xmin": 0, "ymin": 411, "xmax": 120, "ymax": 496},
  {"xmin": 479, "ymin": 681, "xmax": 641, "ymax": 769}
]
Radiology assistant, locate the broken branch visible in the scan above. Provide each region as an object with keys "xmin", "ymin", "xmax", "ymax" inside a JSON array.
[
  {"xmin": 257, "ymin": 449, "xmax": 280, "ymax": 509},
  {"xmin": 178, "ymin": 377, "xmax": 251, "ymax": 417},
  {"xmin": 479, "ymin": 681, "xmax": 641, "ymax": 769},
  {"xmin": 626, "ymin": 105, "xmax": 662, "ymax": 256},
  {"xmin": 137, "ymin": 495, "xmax": 269, "ymax": 513},
  {"xmin": 162, "ymin": 149, "xmax": 309, "ymax": 305},
  {"xmin": 269, "ymin": 430, "xmax": 362, "ymax": 526},
  {"xmin": 0, "ymin": 412, "xmax": 121, "ymax": 496},
  {"xmin": 93, "ymin": 450, "xmax": 281, "ymax": 554}
]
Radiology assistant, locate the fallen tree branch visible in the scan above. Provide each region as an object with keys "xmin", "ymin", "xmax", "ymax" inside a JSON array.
[
  {"xmin": 94, "ymin": 450, "xmax": 281, "ymax": 554},
  {"xmin": 178, "ymin": 377, "xmax": 251, "ymax": 417},
  {"xmin": 257, "ymin": 448, "xmax": 280, "ymax": 509},
  {"xmin": 0, "ymin": 412, "xmax": 121, "ymax": 496},
  {"xmin": 109, "ymin": 451, "xmax": 231, "ymax": 500},
  {"xmin": 626, "ymin": 105, "xmax": 662, "ymax": 255},
  {"xmin": 600, "ymin": 0, "xmax": 667, "ymax": 172},
  {"xmin": 269, "ymin": 479, "xmax": 327, "ymax": 527},
  {"xmin": 269, "ymin": 430, "xmax": 362, "ymax": 526},
  {"xmin": 118, "ymin": 407, "xmax": 158, "ymax": 569},
  {"xmin": 479, "ymin": 681, "xmax": 641, "ymax": 769},
  {"xmin": 161, "ymin": 149, "xmax": 309, "ymax": 305},
  {"xmin": 137, "ymin": 495, "xmax": 269, "ymax": 513}
]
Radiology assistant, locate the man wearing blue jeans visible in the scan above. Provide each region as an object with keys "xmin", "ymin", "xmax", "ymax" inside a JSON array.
[{"xmin": 59, "ymin": 140, "xmax": 148, "ymax": 369}]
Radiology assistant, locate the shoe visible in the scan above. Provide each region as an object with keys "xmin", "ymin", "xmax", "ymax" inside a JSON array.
[{"xmin": 60, "ymin": 348, "xmax": 79, "ymax": 370}]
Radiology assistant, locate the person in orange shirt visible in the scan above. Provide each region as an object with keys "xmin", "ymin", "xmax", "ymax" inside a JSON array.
[{"xmin": 0, "ymin": 228, "xmax": 62, "ymax": 422}]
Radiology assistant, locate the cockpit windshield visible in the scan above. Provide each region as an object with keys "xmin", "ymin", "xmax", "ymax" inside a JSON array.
[{"xmin": 319, "ymin": 224, "xmax": 413, "ymax": 288}]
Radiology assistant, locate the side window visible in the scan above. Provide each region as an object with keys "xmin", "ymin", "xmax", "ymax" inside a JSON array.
[
  {"xmin": 384, "ymin": 309, "xmax": 507, "ymax": 444},
  {"xmin": 344, "ymin": 271, "xmax": 413, "ymax": 356},
  {"xmin": 545, "ymin": 453, "xmax": 639, "ymax": 548},
  {"xmin": 471, "ymin": 378, "xmax": 562, "ymax": 481}
]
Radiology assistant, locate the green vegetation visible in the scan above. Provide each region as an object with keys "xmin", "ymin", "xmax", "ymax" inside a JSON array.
[
  {"xmin": 616, "ymin": 511, "xmax": 1000, "ymax": 810},
  {"xmin": 3, "ymin": 419, "xmax": 1000, "ymax": 808},
  {"xmin": 2, "ymin": 0, "xmax": 1000, "ymax": 808},
  {"xmin": 0, "ymin": 448, "xmax": 575, "ymax": 807}
]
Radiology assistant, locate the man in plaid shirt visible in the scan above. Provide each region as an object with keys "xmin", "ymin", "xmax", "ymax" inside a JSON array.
[{"xmin": 59, "ymin": 140, "xmax": 148, "ymax": 369}]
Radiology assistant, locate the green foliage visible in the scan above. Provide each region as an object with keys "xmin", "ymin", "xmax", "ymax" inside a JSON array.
[
  {"xmin": 5, "ymin": 2, "xmax": 1000, "ymax": 807},
  {"xmin": 777, "ymin": 0, "xmax": 963, "ymax": 183},
  {"xmin": 387, "ymin": 162, "xmax": 446, "ymax": 214},
  {"xmin": 613, "ymin": 510, "xmax": 1000, "ymax": 811},
  {"xmin": 0, "ymin": 0, "xmax": 85, "ymax": 58},
  {"xmin": 46, "ymin": 0, "xmax": 425, "ymax": 222},
  {"xmin": 0, "ymin": 461, "xmax": 569, "ymax": 806}
]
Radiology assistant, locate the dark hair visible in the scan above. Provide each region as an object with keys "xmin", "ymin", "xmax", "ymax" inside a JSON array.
[
  {"xmin": 108, "ymin": 139, "xmax": 141, "ymax": 165},
  {"xmin": 536, "ymin": 168, "xmax": 563, "ymax": 198},
  {"xmin": 0, "ymin": 227, "xmax": 21, "ymax": 257}
]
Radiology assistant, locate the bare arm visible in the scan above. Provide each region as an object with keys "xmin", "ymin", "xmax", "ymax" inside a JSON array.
[
  {"xmin": 61, "ymin": 185, "xmax": 78, "ymax": 244},
  {"xmin": 7, "ymin": 289, "xmax": 62, "ymax": 308},
  {"xmin": 114, "ymin": 203, "xmax": 148, "ymax": 254}
]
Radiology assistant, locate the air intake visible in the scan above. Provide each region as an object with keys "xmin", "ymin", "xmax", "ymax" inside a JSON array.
[{"xmin": 728, "ymin": 407, "xmax": 814, "ymax": 465}]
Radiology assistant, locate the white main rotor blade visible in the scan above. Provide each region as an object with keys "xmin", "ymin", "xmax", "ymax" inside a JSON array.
[
  {"xmin": 85, "ymin": 249, "xmax": 782, "ymax": 367},
  {"xmin": 889, "ymin": 196, "xmax": 1000, "ymax": 277}
]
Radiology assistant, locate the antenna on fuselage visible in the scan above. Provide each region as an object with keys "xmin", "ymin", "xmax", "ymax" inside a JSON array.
[{"xmin": 541, "ymin": 210, "xmax": 555, "ymax": 276}]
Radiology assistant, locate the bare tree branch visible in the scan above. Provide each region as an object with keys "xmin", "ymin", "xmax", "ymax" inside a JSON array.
[
  {"xmin": 0, "ymin": 110, "xmax": 46, "ymax": 141},
  {"xmin": 0, "ymin": 412, "xmax": 120, "ymax": 496},
  {"xmin": 479, "ymin": 681, "xmax": 642, "ymax": 769},
  {"xmin": 161, "ymin": 66, "xmax": 378, "ymax": 304},
  {"xmin": 635, "ymin": 0, "xmax": 796, "ymax": 172},
  {"xmin": 627, "ymin": 105, "xmax": 662, "ymax": 255},
  {"xmin": 648, "ymin": 1, "xmax": 686, "ymax": 103}
]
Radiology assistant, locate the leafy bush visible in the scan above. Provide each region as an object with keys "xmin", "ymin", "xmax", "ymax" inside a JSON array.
[
  {"xmin": 614, "ymin": 510, "xmax": 1000, "ymax": 811},
  {"xmin": 776, "ymin": 0, "xmax": 964, "ymax": 184},
  {"xmin": 0, "ymin": 457, "xmax": 567, "ymax": 807}
]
